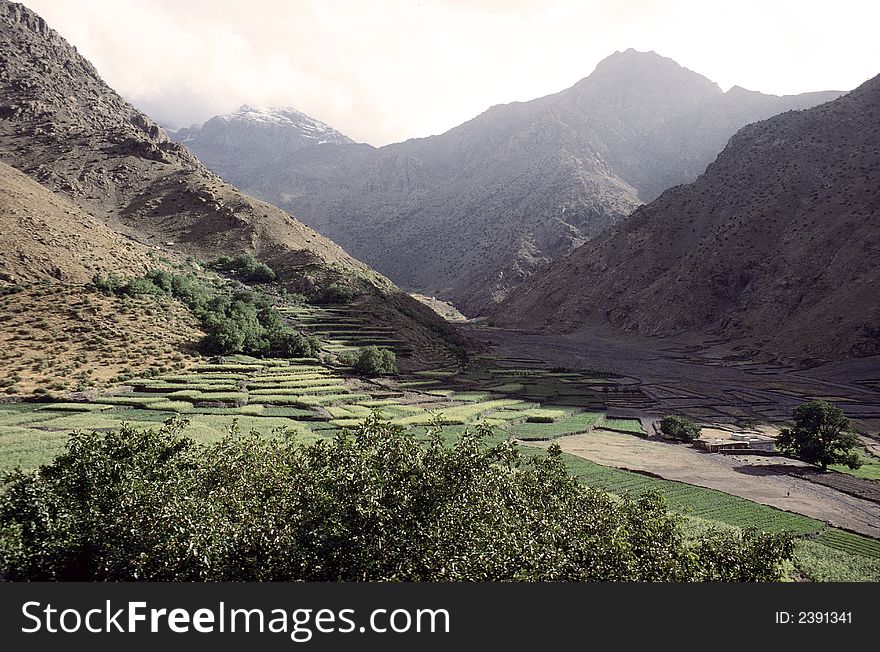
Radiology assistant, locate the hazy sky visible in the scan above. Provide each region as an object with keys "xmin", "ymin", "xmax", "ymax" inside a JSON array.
[{"xmin": 22, "ymin": 0, "xmax": 880, "ymax": 145}]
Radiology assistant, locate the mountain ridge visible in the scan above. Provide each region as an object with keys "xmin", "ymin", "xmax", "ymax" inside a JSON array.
[
  {"xmin": 0, "ymin": 0, "xmax": 464, "ymax": 368},
  {"xmin": 174, "ymin": 49, "xmax": 843, "ymax": 314},
  {"xmin": 490, "ymin": 74, "xmax": 880, "ymax": 363}
]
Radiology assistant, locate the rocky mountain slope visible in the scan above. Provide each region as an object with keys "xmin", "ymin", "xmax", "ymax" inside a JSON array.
[
  {"xmin": 0, "ymin": 0, "xmax": 463, "ymax": 368},
  {"xmin": 0, "ymin": 161, "xmax": 156, "ymax": 283},
  {"xmin": 177, "ymin": 49, "xmax": 842, "ymax": 314},
  {"xmin": 491, "ymin": 74, "xmax": 880, "ymax": 363}
]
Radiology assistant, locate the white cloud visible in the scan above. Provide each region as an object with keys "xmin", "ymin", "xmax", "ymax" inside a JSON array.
[{"xmin": 21, "ymin": 0, "xmax": 880, "ymax": 145}]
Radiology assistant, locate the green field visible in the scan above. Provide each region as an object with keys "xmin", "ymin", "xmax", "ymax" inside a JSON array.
[
  {"xmin": 2, "ymin": 352, "xmax": 879, "ymax": 582},
  {"xmin": 554, "ymin": 451, "xmax": 824, "ymax": 535},
  {"xmin": 503, "ymin": 412, "xmax": 603, "ymax": 439},
  {"xmin": 830, "ymin": 448, "xmax": 880, "ymax": 480}
]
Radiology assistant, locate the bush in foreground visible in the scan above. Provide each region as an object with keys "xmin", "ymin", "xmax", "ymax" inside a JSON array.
[
  {"xmin": 659, "ymin": 415, "xmax": 701, "ymax": 442},
  {"xmin": 0, "ymin": 417, "xmax": 793, "ymax": 581}
]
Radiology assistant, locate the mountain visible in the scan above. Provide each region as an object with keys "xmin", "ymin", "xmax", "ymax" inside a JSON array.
[
  {"xmin": 169, "ymin": 105, "xmax": 354, "ymax": 185},
  {"xmin": 0, "ymin": 0, "xmax": 462, "ymax": 368},
  {"xmin": 0, "ymin": 161, "xmax": 156, "ymax": 283},
  {"xmin": 491, "ymin": 74, "xmax": 880, "ymax": 363},
  {"xmin": 175, "ymin": 49, "xmax": 843, "ymax": 314}
]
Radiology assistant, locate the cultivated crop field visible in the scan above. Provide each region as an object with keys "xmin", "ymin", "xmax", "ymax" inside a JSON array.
[
  {"xmin": 0, "ymin": 355, "xmax": 627, "ymax": 472},
  {"xmin": 2, "ymin": 346, "xmax": 879, "ymax": 582}
]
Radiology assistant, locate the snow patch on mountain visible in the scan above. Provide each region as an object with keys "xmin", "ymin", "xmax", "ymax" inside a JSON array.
[{"xmin": 218, "ymin": 105, "xmax": 354, "ymax": 144}]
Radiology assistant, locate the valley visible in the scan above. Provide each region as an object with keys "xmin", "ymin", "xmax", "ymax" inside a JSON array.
[
  {"xmin": 1, "ymin": 0, "xmax": 878, "ymax": 584},
  {"xmin": 2, "ymin": 288, "xmax": 880, "ymax": 580}
]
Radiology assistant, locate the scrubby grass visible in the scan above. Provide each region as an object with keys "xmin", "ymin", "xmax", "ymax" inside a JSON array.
[{"xmin": 0, "ymin": 285, "xmax": 203, "ymax": 396}]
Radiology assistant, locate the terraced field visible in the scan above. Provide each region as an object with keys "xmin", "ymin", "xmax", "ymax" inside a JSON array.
[
  {"xmin": 280, "ymin": 304, "xmax": 460, "ymax": 368},
  {"xmin": 0, "ymin": 355, "xmax": 635, "ymax": 472},
  {"xmin": 2, "ymin": 349, "xmax": 878, "ymax": 581}
]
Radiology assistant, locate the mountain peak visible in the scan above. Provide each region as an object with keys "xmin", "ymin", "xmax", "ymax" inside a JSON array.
[
  {"xmin": 587, "ymin": 48, "xmax": 722, "ymax": 95},
  {"xmin": 211, "ymin": 105, "xmax": 354, "ymax": 145}
]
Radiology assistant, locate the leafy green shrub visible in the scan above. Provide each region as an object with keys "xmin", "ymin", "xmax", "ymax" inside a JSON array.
[
  {"xmin": 659, "ymin": 415, "xmax": 701, "ymax": 442},
  {"xmin": 0, "ymin": 417, "xmax": 793, "ymax": 581},
  {"xmin": 270, "ymin": 329, "xmax": 320, "ymax": 358},
  {"xmin": 90, "ymin": 273, "xmax": 124, "ymax": 294},
  {"xmin": 342, "ymin": 346, "xmax": 397, "ymax": 376},
  {"xmin": 315, "ymin": 283, "xmax": 357, "ymax": 304},
  {"xmin": 209, "ymin": 253, "xmax": 276, "ymax": 283},
  {"xmin": 279, "ymin": 289, "xmax": 307, "ymax": 305},
  {"xmin": 120, "ymin": 276, "xmax": 165, "ymax": 297},
  {"xmin": 93, "ymin": 268, "xmax": 316, "ymax": 360}
]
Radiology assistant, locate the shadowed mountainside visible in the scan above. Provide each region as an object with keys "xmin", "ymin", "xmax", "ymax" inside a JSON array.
[
  {"xmin": 491, "ymin": 75, "xmax": 880, "ymax": 363},
  {"xmin": 176, "ymin": 49, "xmax": 842, "ymax": 314}
]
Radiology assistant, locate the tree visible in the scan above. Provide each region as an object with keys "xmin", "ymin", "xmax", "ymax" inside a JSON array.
[
  {"xmin": 659, "ymin": 415, "xmax": 700, "ymax": 442},
  {"xmin": 0, "ymin": 417, "xmax": 794, "ymax": 581},
  {"xmin": 777, "ymin": 400, "xmax": 861, "ymax": 470},
  {"xmin": 343, "ymin": 346, "xmax": 397, "ymax": 376}
]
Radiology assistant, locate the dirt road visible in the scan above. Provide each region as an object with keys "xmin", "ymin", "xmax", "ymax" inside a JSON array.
[{"xmin": 526, "ymin": 431, "xmax": 880, "ymax": 538}]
